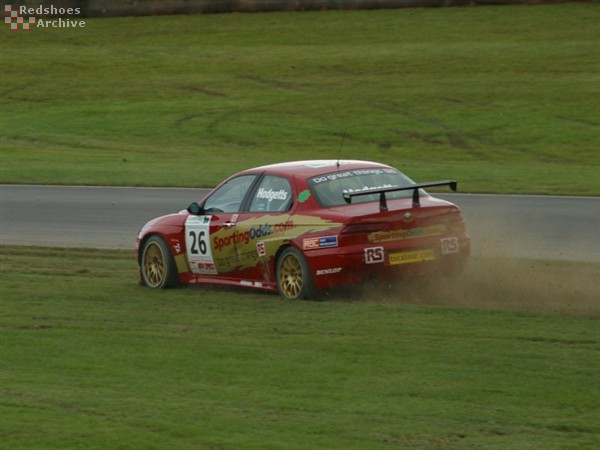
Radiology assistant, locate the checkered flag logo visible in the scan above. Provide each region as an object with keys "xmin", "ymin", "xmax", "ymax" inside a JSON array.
[{"xmin": 5, "ymin": 5, "xmax": 36, "ymax": 30}]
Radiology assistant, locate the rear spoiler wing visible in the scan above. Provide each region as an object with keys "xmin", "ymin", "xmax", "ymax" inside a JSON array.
[{"xmin": 342, "ymin": 180, "xmax": 457, "ymax": 211}]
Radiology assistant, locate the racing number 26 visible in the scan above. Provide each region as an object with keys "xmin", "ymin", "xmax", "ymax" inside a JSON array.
[{"xmin": 188, "ymin": 230, "xmax": 208, "ymax": 255}]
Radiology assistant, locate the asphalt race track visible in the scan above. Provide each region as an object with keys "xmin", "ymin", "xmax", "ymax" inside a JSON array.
[{"xmin": 1, "ymin": 185, "xmax": 599, "ymax": 262}]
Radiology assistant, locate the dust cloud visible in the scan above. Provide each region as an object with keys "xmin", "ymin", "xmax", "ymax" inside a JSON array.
[
  {"xmin": 388, "ymin": 258, "xmax": 599, "ymax": 317},
  {"xmin": 345, "ymin": 218, "xmax": 600, "ymax": 318}
]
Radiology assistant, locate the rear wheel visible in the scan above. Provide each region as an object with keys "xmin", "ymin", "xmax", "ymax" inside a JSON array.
[
  {"xmin": 276, "ymin": 247, "xmax": 316, "ymax": 300},
  {"xmin": 141, "ymin": 236, "xmax": 178, "ymax": 288}
]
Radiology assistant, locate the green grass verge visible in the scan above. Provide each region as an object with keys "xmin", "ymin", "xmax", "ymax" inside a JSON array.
[
  {"xmin": 1, "ymin": 4, "xmax": 599, "ymax": 195},
  {"xmin": 2, "ymin": 246, "xmax": 599, "ymax": 449}
]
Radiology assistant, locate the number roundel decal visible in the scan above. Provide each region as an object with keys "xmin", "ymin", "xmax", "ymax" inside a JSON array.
[{"xmin": 185, "ymin": 215, "xmax": 217, "ymax": 274}]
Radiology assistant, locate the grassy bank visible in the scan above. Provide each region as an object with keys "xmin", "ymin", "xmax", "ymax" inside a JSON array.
[
  {"xmin": 1, "ymin": 4, "xmax": 599, "ymax": 194},
  {"xmin": 1, "ymin": 246, "xmax": 599, "ymax": 449}
]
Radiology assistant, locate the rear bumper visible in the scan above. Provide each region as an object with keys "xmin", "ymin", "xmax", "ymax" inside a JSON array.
[{"xmin": 305, "ymin": 234, "xmax": 470, "ymax": 290}]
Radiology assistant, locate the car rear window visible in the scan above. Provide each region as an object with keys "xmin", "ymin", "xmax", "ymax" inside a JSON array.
[{"xmin": 308, "ymin": 168, "xmax": 416, "ymax": 207}]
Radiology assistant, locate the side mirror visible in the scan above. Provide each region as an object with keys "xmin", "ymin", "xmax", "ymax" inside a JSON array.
[{"xmin": 187, "ymin": 202, "xmax": 203, "ymax": 215}]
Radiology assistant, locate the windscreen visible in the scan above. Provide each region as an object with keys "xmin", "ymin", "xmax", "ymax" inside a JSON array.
[{"xmin": 308, "ymin": 168, "xmax": 416, "ymax": 207}]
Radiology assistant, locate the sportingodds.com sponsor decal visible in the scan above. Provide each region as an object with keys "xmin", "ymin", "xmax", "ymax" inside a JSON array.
[
  {"xmin": 212, "ymin": 215, "xmax": 341, "ymax": 272},
  {"xmin": 212, "ymin": 220, "xmax": 294, "ymax": 252},
  {"xmin": 186, "ymin": 214, "xmax": 342, "ymax": 274}
]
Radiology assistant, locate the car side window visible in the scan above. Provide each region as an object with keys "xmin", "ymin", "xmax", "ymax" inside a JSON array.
[
  {"xmin": 249, "ymin": 175, "xmax": 293, "ymax": 213},
  {"xmin": 203, "ymin": 175, "xmax": 256, "ymax": 213}
]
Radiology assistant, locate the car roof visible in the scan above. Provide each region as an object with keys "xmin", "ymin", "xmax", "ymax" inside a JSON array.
[{"xmin": 244, "ymin": 160, "xmax": 393, "ymax": 178}]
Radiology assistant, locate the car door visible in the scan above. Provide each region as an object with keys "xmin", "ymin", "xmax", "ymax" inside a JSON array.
[
  {"xmin": 231, "ymin": 175, "xmax": 295, "ymax": 284},
  {"xmin": 185, "ymin": 174, "xmax": 258, "ymax": 277}
]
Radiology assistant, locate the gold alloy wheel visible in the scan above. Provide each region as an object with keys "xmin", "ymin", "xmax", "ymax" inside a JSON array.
[
  {"xmin": 278, "ymin": 253, "xmax": 304, "ymax": 299},
  {"xmin": 143, "ymin": 241, "xmax": 166, "ymax": 288}
]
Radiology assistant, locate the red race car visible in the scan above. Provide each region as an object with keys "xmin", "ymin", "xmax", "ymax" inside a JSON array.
[{"xmin": 136, "ymin": 160, "xmax": 470, "ymax": 300}]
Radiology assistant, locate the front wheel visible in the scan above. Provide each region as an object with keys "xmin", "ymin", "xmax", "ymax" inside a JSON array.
[
  {"xmin": 276, "ymin": 247, "xmax": 316, "ymax": 300},
  {"xmin": 140, "ymin": 236, "xmax": 178, "ymax": 288}
]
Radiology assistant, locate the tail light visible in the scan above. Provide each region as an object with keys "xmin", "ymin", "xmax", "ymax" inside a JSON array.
[
  {"xmin": 341, "ymin": 222, "xmax": 387, "ymax": 235},
  {"xmin": 447, "ymin": 220, "xmax": 466, "ymax": 233},
  {"xmin": 443, "ymin": 212, "xmax": 466, "ymax": 234}
]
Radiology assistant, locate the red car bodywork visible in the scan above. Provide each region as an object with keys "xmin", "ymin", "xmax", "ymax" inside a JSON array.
[{"xmin": 135, "ymin": 160, "xmax": 470, "ymax": 296}]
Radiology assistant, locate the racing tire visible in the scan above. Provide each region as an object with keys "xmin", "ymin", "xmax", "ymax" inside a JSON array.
[
  {"xmin": 141, "ymin": 236, "xmax": 178, "ymax": 289},
  {"xmin": 276, "ymin": 247, "xmax": 316, "ymax": 300}
]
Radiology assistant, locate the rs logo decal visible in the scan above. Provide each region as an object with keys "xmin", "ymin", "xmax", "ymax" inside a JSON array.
[
  {"xmin": 365, "ymin": 246, "xmax": 384, "ymax": 264},
  {"xmin": 441, "ymin": 237, "xmax": 459, "ymax": 254}
]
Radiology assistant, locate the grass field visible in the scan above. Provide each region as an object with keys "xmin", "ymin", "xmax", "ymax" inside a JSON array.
[
  {"xmin": 1, "ymin": 246, "xmax": 599, "ymax": 449},
  {"xmin": 1, "ymin": 4, "xmax": 599, "ymax": 195}
]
